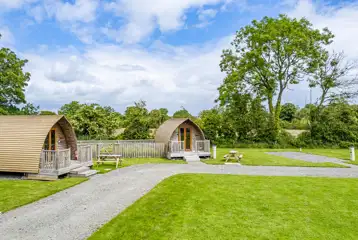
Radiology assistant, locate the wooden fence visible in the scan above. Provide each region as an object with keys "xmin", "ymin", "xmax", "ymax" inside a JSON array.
[
  {"xmin": 78, "ymin": 139, "xmax": 155, "ymax": 145},
  {"xmin": 80, "ymin": 141, "xmax": 166, "ymax": 159},
  {"xmin": 77, "ymin": 145, "xmax": 92, "ymax": 163},
  {"xmin": 40, "ymin": 149, "xmax": 71, "ymax": 170},
  {"xmin": 113, "ymin": 142, "xmax": 165, "ymax": 158}
]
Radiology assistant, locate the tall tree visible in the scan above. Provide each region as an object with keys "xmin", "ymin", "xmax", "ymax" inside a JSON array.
[
  {"xmin": 58, "ymin": 101, "xmax": 82, "ymax": 118},
  {"xmin": 0, "ymin": 34, "xmax": 31, "ymax": 114},
  {"xmin": 20, "ymin": 103, "xmax": 39, "ymax": 115},
  {"xmin": 40, "ymin": 110, "xmax": 57, "ymax": 115},
  {"xmin": 219, "ymin": 15, "xmax": 334, "ymax": 140},
  {"xmin": 221, "ymin": 92, "xmax": 269, "ymax": 142},
  {"xmin": 173, "ymin": 107, "xmax": 192, "ymax": 118},
  {"xmin": 197, "ymin": 108, "xmax": 223, "ymax": 144},
  {"xmin": 148, "ymin": 108, "xmax": 169, "ymax": 128},
  {"xmin": 309, "ymin": 101, "xmax": 358, "ymax": 145},
  {"xmin": 309, "ymin": 51, "xmax": 358, "ymax": 113},
  {"xmin": 59, "ymin": 102, "xmax": 122, "ymax": 138},
  {"xmin": 159, "ymin": 108, "xmax": 170, "ymax": 123},
  {"xmin": 280, "ymin": 103, "xmax": 298, "ymax": 122},
  {"xmin": 123, "ymin": 101, "xmax": 150, "ymax": 139}
]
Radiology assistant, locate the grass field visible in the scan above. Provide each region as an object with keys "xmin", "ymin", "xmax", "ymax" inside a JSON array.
[
  {"xmin": 94, "ymin": 158, "xmax": 186, "ymax": 174},
  {"xmin": 203, "ymin": 148, "xmax": 348, "ymax": 167},
  {"xmin": 0, "ymin": 178, "xmax": 87, "ymax": 212},
  {"xmin": 89, "ymin": 174, "xmax": 358, "ymax": 240}
]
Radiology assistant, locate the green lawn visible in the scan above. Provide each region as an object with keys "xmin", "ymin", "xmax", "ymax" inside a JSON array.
[
  {"xmin": 89, "ymin": 174, "xmax": 358, "ymax": 240},
  {"xmin": 94, "ymin": 158, "xmax": 186, "ymax": 174},
  {"xmin": 203, "ymin": 148, "xmax": 347, "ymax": 168},
  {"xmin": 297, "ymin": 148, "xmax": 358, "ymax": 165},
  {"xmin": 0, "ymin": 178, "xmax": 87, "ymax": 212}
]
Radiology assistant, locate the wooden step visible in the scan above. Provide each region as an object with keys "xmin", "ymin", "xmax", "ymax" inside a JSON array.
[
  {"xmin": 26, "ymin": 174, "xmax": 58, "ymax": 181},
  {"xmin": 70, "ymin": 170, "xmax": 97, "ymax": 177},
  {"xmin": 184, "ymin": 155, "xmax": 200, "ymax": 162},
  {"xmin": 70, "ymin": 166, "xmax": 90, "ymax": 174}
]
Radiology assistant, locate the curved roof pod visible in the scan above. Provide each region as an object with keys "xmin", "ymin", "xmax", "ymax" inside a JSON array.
[
  {"xmin": 0, "ymin": 115, "xmax": 77, "ymax": 173},
  {"xmin": 155, "ymin": 118, "xmax": 205, "ymax": 143}
]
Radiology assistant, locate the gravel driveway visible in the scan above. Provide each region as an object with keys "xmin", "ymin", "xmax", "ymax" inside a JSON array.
[
  {"xmin": 267, "ymin": 152, "xmax": 352, "ymax": 166},
  {"xmin": 2, "ymin": 163, "xmax": 358, "ymax": 240}
]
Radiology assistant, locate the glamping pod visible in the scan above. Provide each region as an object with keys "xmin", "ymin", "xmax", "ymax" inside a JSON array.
[
  {"xmin": 0, "ymin": 115, "xmax": 92, "ymax": 179},
  {"xmin": 155, "ymin": 118, "xmax": 210, "ymax": 159}
]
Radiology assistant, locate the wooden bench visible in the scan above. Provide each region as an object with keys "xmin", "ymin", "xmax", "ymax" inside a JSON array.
[
  {"xmin": 224, "ymin": 151, "xmax": 243, "ymax": 163},
  {"xmin": 96, "ymin": 154, "xmax": 123, "ymax": 168}
]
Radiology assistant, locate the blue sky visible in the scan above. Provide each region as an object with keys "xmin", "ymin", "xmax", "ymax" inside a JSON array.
[{"xmin": 0, "ymin": 0, "xmax": 357, "ymax": 114}]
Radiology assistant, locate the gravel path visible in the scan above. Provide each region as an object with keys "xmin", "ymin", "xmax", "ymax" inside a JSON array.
[
  {"xmin": 267, "ymin": 152, "xmax": 353, "ymax": 166},
  {"xmin": 2, "ymin": 163, "xmax": 358, "ymax": 240}
]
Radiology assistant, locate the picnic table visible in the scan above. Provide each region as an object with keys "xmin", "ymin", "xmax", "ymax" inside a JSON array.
[
  {"xmin": 96, "ymin": 154, "xmax": 123, "ymax": 168},
  {"xmin": 95, "ymin": 143, "xmax": 123, "ymax": 168},
  {"xmin": 224, "ymin": 150, "xmax": 243, "ymax": 163}
]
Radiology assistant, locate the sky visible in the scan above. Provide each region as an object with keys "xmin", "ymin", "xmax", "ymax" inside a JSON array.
[{"xmin": 0, "ymin": 0, "xmax": 358, "ymax": 114}]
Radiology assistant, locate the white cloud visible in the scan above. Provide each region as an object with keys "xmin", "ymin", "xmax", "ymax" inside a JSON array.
[
  {"xmin": 283, "ymin": 0, "xmax": 358, "ymax": 105},
  {"xmin": 44, "ymin": 0, "xmax": 99, "ymax": 23},
  {"xmin": 4, "ymin": 0, "xmax": 358, "ymax": 113},
  {"xmin": 103, "ymin": 0, "xmax": 228, "ymax": 44},
  {"xmin": 70, "ymin": 24, "xmax": 95, "ymax": 44},
  {"xmin": 288, "ymin": 0, "xmax": 358, "ymax": 59},
  {"xmin": 0, "ymin": 26, "xmax": 14, "ymax": 46},
  {"xmin": 27, "ymin": 4, "xmax": 46, "ymax": 23},
  {"xmin": 198, "ymin": 8, "xmax": 217, "ymax": 21},
  {"xmin": 21, "ymin": 0, "xmax": 99, "ymax": 44},
  {"xmin": 23, "ymin": 37, "xmax": 231, "ymax": 113},
  {"xmin": 0, "ymin": 0, "xmax": 38, "ymax": 10},
  {"xmin": 195, "ymin": 8, "xmax": 218, "ymax": 28}
]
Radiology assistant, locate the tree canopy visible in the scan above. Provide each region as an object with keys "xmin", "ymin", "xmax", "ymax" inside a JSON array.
[
  {"xmin": 280, "ymin": 103, "xmax": 298, "ymax": 122},
  {"xmin": 0, "ymin": 34, "xmax": 31, "ymax": 114},
  {"xmin": 219, "ymin": 15, "xmax": 334, "ymax": 140},
  {"xmin": 2, "ymin": 18, "xmax": 358, "ymax": 148},
  {"xmin": 59, "ymin": 102, "xmax": 122, "ymax": 139},
  {"xmin": 173, "ymin": 107, "xmax": 192, "ymax": 119}
]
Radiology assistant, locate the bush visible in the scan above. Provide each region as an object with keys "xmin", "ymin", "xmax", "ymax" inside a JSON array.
[{"xmin": 281, "ymin": 119, "xmax": 309, "ymax": 130}]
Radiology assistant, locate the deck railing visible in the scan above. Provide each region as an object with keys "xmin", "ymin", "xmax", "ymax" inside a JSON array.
[
  {"xmin": 169, "ymin": 141, "xmax": 185, "ymax": 153},
  {"xmin": 169, "ymin": 140, "xmax": 210, "ymax": 153},
  {"xmin": 195, "ymin": 140, "xmax": 210, "ymax": 153},
  {"xmin": 40, "ymin": 148, "xmax": 71, "ymax": 170},
  {"xmin": 77, "ymin": 145, "xmax": 93, "ymax": 163}
]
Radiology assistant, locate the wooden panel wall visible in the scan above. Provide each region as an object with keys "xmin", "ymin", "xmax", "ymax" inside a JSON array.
[
  {"xmin": 83, "ymin": 141, "xmax": 166, "ymax": 159},
  {"xmin": 53, "ymin": 123, "xmax": 68, "ymax": 150}
]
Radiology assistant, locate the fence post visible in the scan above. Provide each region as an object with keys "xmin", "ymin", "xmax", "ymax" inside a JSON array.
[
  {"xmin": 96, "ymin": 144, "xmax": 100, "ymax": 161},
  {"xmin": 350, "ymin": 146, "xmax": 355, "ymax": 161},
  {"xmin": 90, "ymin": 146, "xmax": 93, "ymax": 161},
  {"xmin": 212, "ymin": 145, "xmax": 217, "ymax": 159},
  {"xmin": 55, "ymin": 151, "xmax": 59, "ymax": 170}
]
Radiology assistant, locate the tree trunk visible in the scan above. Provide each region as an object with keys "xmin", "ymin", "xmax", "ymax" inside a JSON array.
[{"xmin": 267, "ymin": 94, "xmax": 278, "ymax": 141}]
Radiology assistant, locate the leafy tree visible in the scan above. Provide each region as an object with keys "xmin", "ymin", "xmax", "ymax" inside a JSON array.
[
  {"xmin": 173, "ymin": 107, "xmax": 192, "ymax": 118},
  {"xmin": 309, "ymin": 101, "xmax": 358, "ymax": 146},
  {"xmin": 309, "ymin": 51, "xmax": 358, "ymax": 114},
  {"xmin": 148, "ymin": 108, "xmax": 169, "ymax": 128},
  {"xmin": 75, "ymin": 104, "xmax": 120, "ymax": 138},
  {"xmin": 20, "ymin": 103, "xmax": 39, "ymax": 115},
  {"xmin": 123, "ymin": 101, "xmax": 150, "ymax": 139},
  {"xmin": 197, "ymin": 108, "xmax": 223, "ymax": 144},
  {"xmin": 40, "ymin": 110, "xmax": 57, "ymax": 115},
  {"xmin": 58, "ymin": 101, "xmax": 82, "ymax": 118},
  {"xmin": 222, "ymin": 93, "xmax": 269, "ymax": 143},
  {"xmin": 159, "ymin": 108, "xmax": 170, "ymax": 123},
  {"xmin": 0, "ymin": 34, "xmax": 31, "ymax": 114},
  {"xmin": 59, "ymin": 102, "xmax": 122, "ymax": 138},
  {"xmin": 280, "ymin": 103, "xmax": 298, "ymax": 122},
  {"xmin": 219, "ymin": 15, "xmax": 334, "ymax": 140}
]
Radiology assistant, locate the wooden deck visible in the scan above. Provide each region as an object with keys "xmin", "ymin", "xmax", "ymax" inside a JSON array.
[
  {"xmin": 27, "ymin": 145, "xmax": 93, "ymax": 180},
  {"xmin": 168, "ymin": 140, "xmax": 211, "ymax": 159}
]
